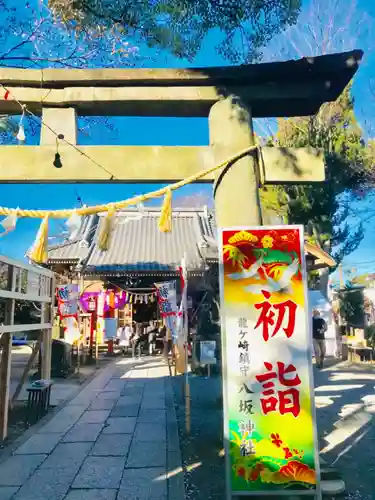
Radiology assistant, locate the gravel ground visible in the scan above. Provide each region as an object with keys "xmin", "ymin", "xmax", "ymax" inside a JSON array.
[{"xmin": 172, "ymin": 361, "xmax": 375, "ymax": 500}]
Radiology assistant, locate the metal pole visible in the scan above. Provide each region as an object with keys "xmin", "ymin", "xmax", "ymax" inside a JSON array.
[
  {"xmin": 77, "ymin": 273, "xmax": 84, "ymax": 376},
  {"xmin": 183, "ymin": 253, "xmax": 191, "ymax": 435}
]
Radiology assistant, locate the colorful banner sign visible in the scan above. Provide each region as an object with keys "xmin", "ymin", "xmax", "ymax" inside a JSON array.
[
  {"xmin": 155, "ymin": 281, "xmax": 177, "ymax": 338},
  {"xmin": 219, "ymin": 226, "xmax": 320, "ymax": 497},
  {"xmin": 155, "ymin": 281, "xmax": 177, "ymax": 317},
  {"xmin": 57, "ymin": 284, "xmax": 79, "ymax": 318}
]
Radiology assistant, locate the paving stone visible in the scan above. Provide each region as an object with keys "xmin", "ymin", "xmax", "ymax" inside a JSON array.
[
  {"xmin": 125, "ymin": 382, "xmax": 145, "ymax": 390},
  {"xmin": 116, "ymin": 395, "xmax": 142, "ymax": 406},
  {"xmin": 126, "ymin": 441, "xmax": 166, "ymax": 468},
  {"xmin": 72, "ymin": 456, "xmax": 125, "ymax": 489},
  {"xmin": 102, "ymin": 417, "xmax": 136, "ymax": 434},
  {"xmin": 0, "ymin": 455, "xmax": 46, "ymax": 486},
  {"xmin": 143, "ymin": 391, "xmax": 165, "ymax": 400},
  {"xmin": 37, "ymin": 417, "xmax": 75, "ymax": 434},
  {"xmin": 79, "ymin": 410, "xmax": 111, "ymax": 424},
  {"xmin": 141, "ymin": 398, "xmax": 166, "ymax": 410},
  {"xmin": 90, "ymin": 434, "xmax": 132, "ymax": 457},
  {"xmin": 144, "ymin": 380, "xmax": 165, "ymax": 389},
  {"xmin": 0, "ymin": 487, "xmax": 19, "ymax": 499},
  {"xmin": 103, "ymin": 380, "xmax": 127, "ymax": 392},
  {"xmin": 120, "ymin": 387, "xmax": 143, "ymax": 397},
  {"xmin": 110, "ymin": 405, "xmax": 139, "ymax": 417},
  {"xmin": 138, "ymin": 409, "xmax": 166, "ymax": 424},
  {"xmin": 89, "ymin": 398, "xmax": 117, "ymax": 411},
  {"xmin": 13, "ymin": 466, "xmax": 76, "ymax": 500},
  {"xmin": 168, "ymin": 472, "xmax": 185, "ymax": 500},
  {"xmin": 40, "ymin": 442, "xmax": 93, "ymax": 470},
  {"xmin": 134, "ymin": 423, "xmax": 166, "ymax": 443},
  {"xmin": 95, "ymin": 391, "xmax": 122, "ymax": 401},
  {"xmin": 167, "ymin": 426, "xmax": 181, "ymax": 453},
  {"xmin": 64, "ymin": 490, "xmax": 117, "ymax": 500},
  {"xmin": 118, "ymin": 468, "xmax": 167, "ymax": 500},
  {"xmin": 168, "ymin": 450, "xmax": 182, "ymax": 474},
  {"xmin": 68, "ymin": 390, "xmax": 101, "ymax": 407},
  {"xmin": 14, "ymin": 432, "xmax": 64, "ymax": 455},
  {"xmin": 38, "ymin": 406, "xmax": 86, "ymax": 433},
  {"xmin": 62, "ymin": 423, "xmax": 104, "ymax": 442}
]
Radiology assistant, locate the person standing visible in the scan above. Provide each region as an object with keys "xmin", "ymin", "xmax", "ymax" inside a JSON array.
[
  {"xmin": 119, "ymin": 323, "xmax": 131, "ymax": 356},
  {"xmin": 133, "ymin": 323, "xmax": 146, "ymax": 360},
  {"xmin": 148, "ymin": 321, "xmax": 156, "ymax": 356},
  {"xmin": 312, "ymin": 309, "xmax": 327, "ymax": 369}
]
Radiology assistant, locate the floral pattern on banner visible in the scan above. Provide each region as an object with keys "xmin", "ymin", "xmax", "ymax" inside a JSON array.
[{"xmin": 220, "ymin": 227, "xmax": 318, "ymax": 494}]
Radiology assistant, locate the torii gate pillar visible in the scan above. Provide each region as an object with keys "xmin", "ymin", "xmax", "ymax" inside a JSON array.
[{"xmin": 209, "ymin": 96, "xmax": 262, "ymax": 227}]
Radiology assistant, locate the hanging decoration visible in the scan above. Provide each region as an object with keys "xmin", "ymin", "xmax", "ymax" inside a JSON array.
[
  {"xmin": 16, "ymin": 105, "xmax": 26, "ymax": 144},
  {"xmin": 158, "ymin": 189, "xmax": 172, "ymax": 232},
  {"xmin": 66, "ymin": 210, "xmax": 83, "ymax": 241},
  {"xmin": 0, "ymin": 210, "xmax": 18, "ymax": 237},
  {"xmin": 79, "ymin": 289, "xmax": 157, "ymax": 313},
  {"xmin": 98, "ymin": 204, "xmax": 117, "ymax": 251},
  {"xmin": 0, "ymin": 83, "xmax": 258, "ymax": 264},
  {"xmin": 29, "ymin": 215, "xmax": 50, "ymax": 264},
  {"xmin": 16, "ymin": 124, "xmax": 25, "ymax": 143}
]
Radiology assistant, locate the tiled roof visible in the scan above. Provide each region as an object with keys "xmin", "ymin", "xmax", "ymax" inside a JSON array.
[
  {"xmin": 46, "ymin": 207, "xmax": 335, "ymax": 271},
  {"xmin": 47, "ymin": 208, "xmax": 217, "ymax": 271}
]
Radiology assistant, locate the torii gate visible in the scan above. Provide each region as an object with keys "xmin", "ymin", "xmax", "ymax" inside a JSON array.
[
  {"xmin": 0, "ymin": 49, "xmax": 362, "ymax": 495},
  {"xmin": 0, "ymin": 50, "xmax": 362, "ymax": 238}
]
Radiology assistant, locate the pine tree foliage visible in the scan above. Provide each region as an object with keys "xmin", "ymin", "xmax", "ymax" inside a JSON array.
[{"xmin": 261, "ymin": 85, "xmax": 374, "ymax": 263}]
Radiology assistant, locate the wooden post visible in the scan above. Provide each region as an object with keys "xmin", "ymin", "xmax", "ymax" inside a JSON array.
[
  {"xmin": 41, "ymin": 301, "xmax": 52, "ymax": 380},
  {"xmin": 76, "ymin": 340, "xmax": 80, "ymax": 375},
  {"xmin": 95, "ymin": 329, "xmax": 99, "ymax": 369},
  {"xmin": 10, "ymin": 341, "xmax": 40, "ymax": 409},
  {"xmin": 0, "ymin": 265, "xmax": 15, "ymax": 440},
  {"xmin": 0, "ymin": 332, "xmax": 12, "ymax": 440}
]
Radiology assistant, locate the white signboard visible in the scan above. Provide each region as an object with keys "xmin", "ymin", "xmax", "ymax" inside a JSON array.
[
  {"xmin": 200, "ymin": 340, "xmax": 217, "ymax": 365},
  {"xmin": 104, "ymin": 318, "xmax": 118, "ymax": 340}
]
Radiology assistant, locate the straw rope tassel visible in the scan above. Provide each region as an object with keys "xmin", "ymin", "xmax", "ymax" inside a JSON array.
[
  {"xmin": 98, "ymin": 205, "xmax": 116, "ymax": 251},
  {"xmin": 159, "ymin": 189, "xmax": 172, "ymax": 232},
  {"xmin": 30, "ymin": 215, "xmax": 49, "ymax": 264}
]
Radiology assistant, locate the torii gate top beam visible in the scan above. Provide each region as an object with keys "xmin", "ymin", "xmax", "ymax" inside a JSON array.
[{"xmin": 0, "ymin": 50, "xmax": 362, "ymax": 118}]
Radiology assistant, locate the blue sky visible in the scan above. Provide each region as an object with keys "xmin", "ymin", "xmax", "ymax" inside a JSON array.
[{"xmin": 0, "ymin": 0, "xmax": 374, "ymax": 276}]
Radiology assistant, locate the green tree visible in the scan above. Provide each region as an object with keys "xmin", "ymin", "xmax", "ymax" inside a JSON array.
[
  {"xmin": 261, "ymin": 85, "xmax": 373, "ymax": 263},
  {"xmin": 0, "ymin": 115, "xmax": 17, "ymax": 138},
  {"xmin": 48, "ymin": 0, "xmax": 302, "ymax": 62}
]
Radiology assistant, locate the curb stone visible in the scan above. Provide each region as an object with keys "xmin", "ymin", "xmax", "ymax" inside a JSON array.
[{"xmin": 166, "ymin": 376, "xmax": 185, "ymax": 500}]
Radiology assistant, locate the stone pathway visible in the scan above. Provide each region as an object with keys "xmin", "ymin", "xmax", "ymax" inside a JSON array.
[{"xmin": 0, "ymin": 357, "xmax": 185, "ymax": 500}]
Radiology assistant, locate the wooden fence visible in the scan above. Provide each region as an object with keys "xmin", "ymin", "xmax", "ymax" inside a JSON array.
[{"xmin": 0, "ymin": 255, "xmax": 55, "ymax": 440}]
